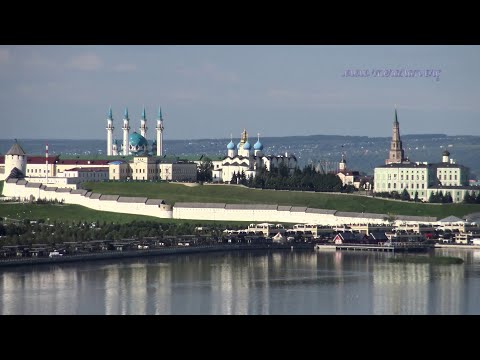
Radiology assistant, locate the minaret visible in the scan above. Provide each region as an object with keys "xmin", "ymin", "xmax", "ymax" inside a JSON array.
[
  {"xmin": 339, "ymin": 153, "xmax": 346, "ymax": 172},
  {"xmin": 386, "ymin": 106, "xmax": 405, "ymax": 165},
  {"xmin": 156, "ymin": 107, "xmax": 164, "ymax": 156},
  {"xmin": 106, "ymin": 107, "xmax": 114, "ymax": 156},
  {"xmin": 140, "ymin": 106, "xmax": 148, "ymax": 138},
  {"xmin": 122, "ymin": 107, "xmax": 130, "ymax": 156},
  {"xmin": 112, "ymin": 140, "xmax": 118, "ymax": 156}
]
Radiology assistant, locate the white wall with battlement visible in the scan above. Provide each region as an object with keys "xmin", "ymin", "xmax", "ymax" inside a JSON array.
[
  {"xmin": 172, "ymin": 206, "xmax": 340, "ymax": 224},
  {"xmin": 2, "ymin": 181, "xmax": 438, "ymax": 225},
  {"xmin": 171, "ymin": 204, "xmax": 436, "ymax": 226},
  {"xmin": 2, "ymin": 181, "xmax": 172, "ymax": 219}
]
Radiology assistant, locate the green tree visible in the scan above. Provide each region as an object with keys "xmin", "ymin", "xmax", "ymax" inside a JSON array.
[
  {"xmin": 231, "ymin": 171, "xmax": 238, "ymax": 184},
  {"xmin": 444, "ymin": 192, "xmax": 453, "ymax": 203},
  {"xmin": 401, "ymin": 189, "xmax": 411, "ymax": 201},
  {"xmin": 197, "ymin": 157, "xmax": 213, "ymax": 182}
]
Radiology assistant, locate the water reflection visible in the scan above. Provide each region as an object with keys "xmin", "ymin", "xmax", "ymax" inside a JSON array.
[{"xmin": 0, "ymin": 249, "xmax": 478, "ymax": 315}]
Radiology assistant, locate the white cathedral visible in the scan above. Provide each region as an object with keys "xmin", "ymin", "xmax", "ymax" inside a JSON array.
[
  {"xmin": 106, "ymin": 106, "xmax": 164, "ymax": 157},
  {"xmin": 210, "ymin": 129, "xmax": 298, "ymax": 183}
]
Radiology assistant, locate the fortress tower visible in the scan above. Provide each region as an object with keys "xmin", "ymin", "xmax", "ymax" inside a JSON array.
[{"xmin": 4, "ymin": 140, "xmax": 27, "ymax": 178}]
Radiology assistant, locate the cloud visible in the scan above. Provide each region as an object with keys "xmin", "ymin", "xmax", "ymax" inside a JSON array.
[
  {"xmin": 67, "ymin": 53, "xmax": 103, "ymax": 71},
  {"xmin": 175, "ymin": 63, "xmax": 239, "ymax": 83},
  {"xmin": 113, "ymin": 63, "xmax": 137, "ymax": 72},
  {"xmin": 23, "ymin": 53, "xmax": 59, "ymax": 69},
  {"xmin": 0, "ymin": 48, "xmax": 11, "ymax": 64}
]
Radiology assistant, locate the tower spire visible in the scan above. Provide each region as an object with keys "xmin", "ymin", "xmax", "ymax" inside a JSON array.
[
  {"xmin": 108, "ymin": 106, "xmax": 113, "ymax": 119},
  {"xmin": 386, "ymin": 107, "xmax": 405, "ymax": 164},
  {"xmin": 158, "ymin": 107, "xmax": 163, "ymax": 120},
  {"xmin": 142, "ymin": 106, "xmax": 146, "ymax": 120},
  {"xmin": 124, "ymin": 107, "xmax": 129, "ymax": 119}
]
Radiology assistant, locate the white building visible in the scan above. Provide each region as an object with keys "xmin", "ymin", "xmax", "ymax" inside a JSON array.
[
  {"xmin": 374, "ymin": 109, "xmax": 479, "ymax": 203},
  {"xmin": 336, "ymin": 154, "xmax": 362, "ymax": 189},
  {"xmin": 1, "ymin": 140, "xmax": 197, "ymax": 186},
  {"xmin": 206, "ymin": 129, "xmax": 298, "ymax": 183},
  {"xmin": 63, "ymin": 167, "xmax": 110, "ymax": 182}
]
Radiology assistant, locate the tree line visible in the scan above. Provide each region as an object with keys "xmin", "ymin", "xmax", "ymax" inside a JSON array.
[
  {"xmin": 0, "ymin": 219, "xmax": 246, "ymax": 246},
  {"xmin": 233, "ymin": 163, "xmax": 345, "ymax": 192}
]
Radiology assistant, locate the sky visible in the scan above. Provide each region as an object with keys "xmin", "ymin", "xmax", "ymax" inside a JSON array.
[{"xmin": 0, "ymin": 45, "xmax": 479, "ymax": 140}]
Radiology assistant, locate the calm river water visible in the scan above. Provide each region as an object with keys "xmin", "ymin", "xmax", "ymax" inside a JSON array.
[{"xmin": 1, "ymin": 248, "xmax": 480, "ymax": 315}]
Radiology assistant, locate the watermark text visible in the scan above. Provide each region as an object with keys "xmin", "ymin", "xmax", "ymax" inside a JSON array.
[{"xmin": 342, "ymin": 68, "xmax": 441, "ymax": 81}]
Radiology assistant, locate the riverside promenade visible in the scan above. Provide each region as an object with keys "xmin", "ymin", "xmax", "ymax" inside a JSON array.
[{"xmin": 0, "ymin": 243, "xmax": 313, "ymax": 269}]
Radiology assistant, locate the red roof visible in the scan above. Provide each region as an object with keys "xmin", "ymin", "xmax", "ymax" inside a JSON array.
[
  {"xmin": 0, "ymin": 155, "xmax": 110, "ymax": 166},
  {"xmin": 26, "ymin": 156, "xmax": 60, "ymax": 164},
  {"xmin": 56, "ymin": 159, "xmax": 110, "ymax": 165},
  {"xmin": 65, "ymin": 167, "xmax": 109, "ymax": 172}
]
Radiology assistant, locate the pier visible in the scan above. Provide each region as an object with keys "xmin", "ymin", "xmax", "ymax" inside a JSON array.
[{"xmin": 315, "ymin": 242, "xmax": 429, "ymax": 253}]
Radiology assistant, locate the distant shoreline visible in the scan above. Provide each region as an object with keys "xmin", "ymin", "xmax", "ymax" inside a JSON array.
[
  {"xmin": 0, "ymin": 243, "xmax": 313, "ymax": 269},
  {"xmin": 434, "ymin": 244, "xmax": 480, "ymax": 249}
]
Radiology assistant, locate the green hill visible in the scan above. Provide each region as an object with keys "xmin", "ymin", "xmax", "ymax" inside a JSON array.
[{"xmin": 83, "ymin": 182, "xmax": 480, "ymax": 219}]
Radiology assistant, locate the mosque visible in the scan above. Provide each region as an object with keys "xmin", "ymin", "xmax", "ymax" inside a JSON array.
[
  {"xmin": 208, "ymin": 129, "xmax": 298, "ymax": 183},
  {"xmin": 0, "ymin": 107, "xmax": 197, "ymax": 184},
  {"xmin": 106, "ymin": 106, "xmax": 164, "ymax": 157}
]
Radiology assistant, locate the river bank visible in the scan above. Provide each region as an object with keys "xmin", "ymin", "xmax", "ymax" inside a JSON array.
[{"xmin": 0, "ymin": 243, "xmax": 313, "ymax": 269}]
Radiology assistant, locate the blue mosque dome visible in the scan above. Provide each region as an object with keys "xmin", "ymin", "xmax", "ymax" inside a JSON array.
[
  {"xmin": 243, "ymin": 141, "xmax": 251, "ymax": 150},
  {"xmin": 129, "ymin": 132, "xmax": 148, "ymax": 155},
  {"xmin": 227, "ymin": 140, "xmax": 235, "ymax": 150},
  {"xmin": 129, "ymin": 132, "xmax": 148, "ymax": 147},
  {"xmin": 254, "ymin": 140, "xmax": 263, "ymax": 151}
]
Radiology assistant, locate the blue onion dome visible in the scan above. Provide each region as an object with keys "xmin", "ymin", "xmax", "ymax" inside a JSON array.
[
  {"xmin": 129, "ymin": 132, "xmax": 148, "ymax": 147},
  {"xmin": 227, "ymin": 140, "xmax": 235, "ymax": 150},
  {"xmin": 254, "ymin": 140, "xmax": 263, "ymax": 150},
  {"xmin": 237, "ymin": 142, "xmax": 242, "ymax": 149},
  {"xmin": 243, "ymin": 141, "xmax": 251, "ymax": 150}
]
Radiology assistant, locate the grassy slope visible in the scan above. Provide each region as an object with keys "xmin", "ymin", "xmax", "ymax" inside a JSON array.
[
  {"xmin": 83, "ymin": 182, "xmax": 480, "ymax": 219},
  {"xmin": 0, "ymin": 203, "xmax": 249, "ymax": 225}
]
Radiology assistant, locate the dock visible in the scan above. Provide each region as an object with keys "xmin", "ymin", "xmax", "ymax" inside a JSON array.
[{"xmin": 315, "ymin": 242, "xmax": 429, "ymax": 253}]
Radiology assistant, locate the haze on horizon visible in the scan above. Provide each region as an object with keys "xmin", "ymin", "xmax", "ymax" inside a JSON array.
[{"xmin": 0, "ymin": 45, "xmax": 479, "ymax": 140}]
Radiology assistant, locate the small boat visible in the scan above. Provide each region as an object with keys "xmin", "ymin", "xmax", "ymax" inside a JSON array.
[{"xmin": 314, "ymin": 244, "xmax": 337, "ymax": 251}]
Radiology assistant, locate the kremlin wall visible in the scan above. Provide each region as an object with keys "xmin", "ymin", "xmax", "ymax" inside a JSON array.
[{"xmin": 2, "ymin": 177, "xmax": 436, "ymax": 225}]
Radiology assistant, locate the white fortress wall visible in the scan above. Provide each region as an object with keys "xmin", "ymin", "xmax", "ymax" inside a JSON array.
[
  {"xmin": 173, "ymin": 203, "xmax": 376, "ymax": 225},
  {"xmin": 3, "ymin": 181, "xmax": 437, "ymax": 225},
  {"xmin": 2, "ymin": 181, "xmax": 172, "ymax": 219}
]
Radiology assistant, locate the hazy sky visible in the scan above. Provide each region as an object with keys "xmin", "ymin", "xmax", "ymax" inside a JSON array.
[{"xmin": 1, "ymin": 45, "xmax": 479, "ymax": 140}]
